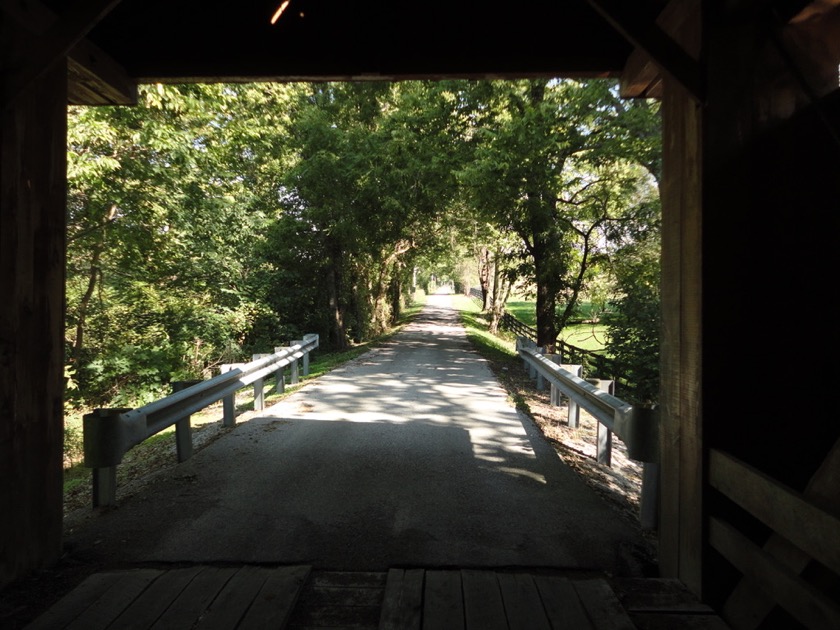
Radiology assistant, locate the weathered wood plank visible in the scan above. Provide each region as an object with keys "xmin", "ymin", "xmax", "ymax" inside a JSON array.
[
  {"xmin": 25, "ymin": 572, "xmax": 119, "ymax": 630},
  {"xmin": 379, "ymin": 568, "xmax": 423, "ymax": 630},
  {"xmin": 709, "ymin": 449, "xmax": 840, "ymax": 576},
  {"xmin": 422, "ymin": 570, "xmax": 464, "ymax": 630},
  {"xmin": 709, "ymin": 517, "xmax": 840, "ymax": 630},
  {"xmin": 109, "ymin": 566, "xmax": 205, "ymax": 629},
  {"xmin": 612, "ymin": 577, "xmax": 715, "ymax": 614},
  {"xmin": 461, "ymin": 570, "xmax": 507, "ymax": 630},
  {"xmin": 659, "ymin": 68, "xmax": 704, "ymax": 596},
  {"xmin": 496, "ymin": 573, "xmax": 550, "ymax": 630},
  {"xmin": 533, "ymin": 575, "xmax": 595, "ymax": 630},
  {"xmin": 573, "ymin": 579, "xmax": 635, "ymax": 630},
  {"xmin": 64, "ymin": 569, "xmax": 163, "ymax": 630},
  {"xmin": 309, "ymin": 570, "xmax": 387, "ymax": 589},
  {"xmin": 152, "ymin": 566, "xmax": 238, "ymax": 628},
  {"xmin": 585, "ymin": 0, "xmax": 703, "ymax": 101},
  {"xmin": 630, "ymin": 612, "xmax": 731, "ymax": 630},
  {"xmin": 0, "ymin": 44, "xmax": 66, "ymax": 588},
  {"xmin": 193, "ymin": 565, "xmax": 268, "ymax": 629},
  {"xmin": 238, "ymin": 565, "xmax": 311, "ymax": 630},
  {"xmin": 620, "ymin": 0, "xmax": 701, "ymax": 98},
  {"xmin": 722, "ymin": 437, "xmax": 840, "ymax": 629}
]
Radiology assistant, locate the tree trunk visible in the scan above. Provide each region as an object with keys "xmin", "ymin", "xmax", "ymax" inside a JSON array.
[
  {"xmin": 533, "ymin": 250, "xmax": 557, "ymax": 352},
  {"xmin": 388, "ymin": 271, "xmax": 401, "ymax": 324},
  {"xmin": 326, "ymin": 241, "xmax": 349, "ymax": 350},
  {"xmin": 477, "ymin": 246, "xmax": 491, "ymax": 311},
  {"xmin": 70, "ymin": 246, "xmax": 101, "ymax": 365}
]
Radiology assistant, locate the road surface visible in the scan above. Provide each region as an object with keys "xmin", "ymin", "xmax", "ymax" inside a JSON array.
[{"xmin": 65, "ymin": 294, "xmax": 654, "ymax": 576}]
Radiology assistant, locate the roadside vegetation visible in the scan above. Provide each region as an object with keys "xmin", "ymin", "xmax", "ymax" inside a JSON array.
[{"xmin": 62, "ymin": 293, "xmax": 427, "ymax": 507}]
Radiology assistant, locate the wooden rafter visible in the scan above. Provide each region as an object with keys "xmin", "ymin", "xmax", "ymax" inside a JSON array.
[
  {"xmin": 2, "ymin": 0, "xmax": 128, "ymax": 107},
  {"xmin": 585, "ymin": 0, "xmax": 704, "ymax": 102}
]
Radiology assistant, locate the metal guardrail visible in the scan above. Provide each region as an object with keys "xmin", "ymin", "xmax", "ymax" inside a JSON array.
[
  {"xmin": 83, "ymin": 334, "xmax": 319, "ymax": 507},
  {"xmin": 516, "ymin": 336, "xmax": 660, "ymax": 529}
]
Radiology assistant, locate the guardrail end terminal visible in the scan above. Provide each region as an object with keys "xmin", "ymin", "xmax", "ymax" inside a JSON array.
[{"xmin": 83, "ymin": 408, "xmax": 132, "ymax": 469}]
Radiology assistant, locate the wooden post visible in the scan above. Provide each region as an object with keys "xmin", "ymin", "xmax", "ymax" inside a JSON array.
[
  {"xmin": 0, "ymin": 48, "xmax": 67, "ymax": 586},
  {"xmin": 659, "ymin": 71, "xmax": 704, "ymax": 595},
  {"xmin": 171, "ymin": 380, "xmax": 201, "ymax": 462}
]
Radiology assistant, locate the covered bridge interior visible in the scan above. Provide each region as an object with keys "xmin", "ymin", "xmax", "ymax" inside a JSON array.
[{"xmin": 2, "ymin": 0, "xmax": 839, "ymax": 627}]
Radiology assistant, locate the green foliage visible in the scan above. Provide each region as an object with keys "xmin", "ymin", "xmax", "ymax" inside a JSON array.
[
  {"xmin": 604, "ymin": 232, "xmax": 661, "ymax": 405},
  {"xmin": 66, "ymin": 84, "xmax": 300, "ymax": 409},
  {"xmin": 456, "ymin": 80, "xmax": 661, "ymax": 348},
  {"xmin": 64, "ymin": 78, "xmax": 661, "ymax": 422}
]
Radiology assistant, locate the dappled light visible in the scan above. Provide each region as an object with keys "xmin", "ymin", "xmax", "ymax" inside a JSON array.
[{"xmin": 63, "ymin": 295, "xmax": 655, "ymax": 577}]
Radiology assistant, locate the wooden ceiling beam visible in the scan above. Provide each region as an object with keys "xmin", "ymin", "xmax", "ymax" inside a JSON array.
[
  {"xmin": 586, "ymin": 0, "xmax": 704, "ymax": 102},
  {"xmin": 2, "ymin": 0, "xmax": 129, "ymax": 107},
  {"xmin": 620, "ymin": 0, "xmax": 701, "ymax": 99},
  {"xmin": 68, "ymin": 38, "xmax": 137, "ymax": 106}
]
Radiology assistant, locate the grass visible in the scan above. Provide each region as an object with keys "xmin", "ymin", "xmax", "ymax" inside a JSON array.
[
  {"xmin": 450, "ymin": 295, "xmax": 531, "ymax": 413},
  {"xmin": 62, "ymin": 291, "xmax": 430, "ymax": 497},
  {"xmin": 451, "ymin": 295, "xmax": 516, "ymax": 360},
  {"xmin": 505, "ymin": 299, "xmax": 608, "ymax": 353}
]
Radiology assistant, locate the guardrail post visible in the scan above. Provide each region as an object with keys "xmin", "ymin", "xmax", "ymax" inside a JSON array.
[
  {"xmin": 543, "ymin": 354, "xmax": 561, "ymax": 400},
  {"xmin": 529, "ymin": 347, "xmax": 543, "ymax": 380},
  {"xmin": 171, "ymin": 380, "xmax": 201, "ymax": 462},
  {"xmin": 561, "ymin": 364, "xmax": 583, "ymax": 427},
  {"xmin": 588, "ymin": 379, "xmax": 615, "ymax": 467},
  {"xmin": 302, "ymin": 333, "xmax": 319, "ymax": 376},
  {"xmin": 290, "ymin": 340, "xmax": 302, "ymax": 384},
  {"xmin": 274, "ymin": 347, "xmax": 287, "ymax": 393},
  {"xmin": 220, "ymin": 364, "xmax": 237, "ymax": 427},
  {"xmin": 83, "ymin": 408, "xmax": 131, "ymax": 508},
  {"xmin": 252, "ymin": 354, "xmax": 271, "ymax": 411}
]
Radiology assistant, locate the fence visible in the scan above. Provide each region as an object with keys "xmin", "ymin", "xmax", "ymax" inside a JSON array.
[
  {"xmin": 83, "ymin": 334, "xmax": 319, "ymax": 508},
  {"xmin": 516, "ymin": 336, "xmax": 659, "ymax": 529}
]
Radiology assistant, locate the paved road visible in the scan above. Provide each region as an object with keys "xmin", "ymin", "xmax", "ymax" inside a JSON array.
[{"xmin": 66, "ymin": 295, "xmax": 654, "ymax": 576}]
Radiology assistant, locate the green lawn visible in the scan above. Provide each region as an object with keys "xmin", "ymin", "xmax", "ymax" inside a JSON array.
[{"xmin": 505, "ymin": 300, "xmax": 608, "ymax": 353}]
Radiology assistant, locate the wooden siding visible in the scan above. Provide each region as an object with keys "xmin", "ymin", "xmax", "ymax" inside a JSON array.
[{"xmin": 0, "ymin": 29, "xmax": 67, "ymax": 586}]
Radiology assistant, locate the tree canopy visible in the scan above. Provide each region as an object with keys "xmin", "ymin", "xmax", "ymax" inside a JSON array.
[{"xmin": 66, "ymin": 78, "xmax": 661, "ymax": 410}]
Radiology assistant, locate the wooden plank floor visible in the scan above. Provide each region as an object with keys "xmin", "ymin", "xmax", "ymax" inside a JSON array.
[{"xmin": 24, "ymin": 566, "xmax": 731, "ymax": 629}]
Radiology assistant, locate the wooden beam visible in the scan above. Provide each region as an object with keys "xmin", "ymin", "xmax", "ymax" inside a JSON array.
[
  {"xmin": 1, "ymin": 0, "xmax": 136, "ymax": 105},
  {"xmin": 586, "ymin": 0, "xmax": 704, "ymax": 102},
  {"xmin": 0, "ymin": 34, "xmax": 67, "ymax": 586},
  {"xmin": 620, "ymin": 0, "xmax": 701, "ymax": 99},
  {"xmin": 2, "ymin": 0, "xmax": 125, "ymax": 107},
  {"xmin": 68, "ymin": 39, "xmax": 137, "ymax": 105},
  {"xmin": 709, "ymin": 518, "xmax": 840, "ymax": 630},
  {"xmin": 709, "ymin": 449, "xmax": 840, "ymax": 576},
  {"xmin": 722, "ymin": 438, "xmax": 840, "ymax": 629}
]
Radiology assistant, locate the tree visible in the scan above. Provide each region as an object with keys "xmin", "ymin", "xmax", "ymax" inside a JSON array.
[
  {"xmin": 458, "ymin": 79, "xmax": 660, "ymax": 351},
  {"xmin": 273, "ymin": 81, "xmax": 465, "ymax": 349},
  {"xmin": 66, "ymin": 83, "xmax": 298, "ymax": 407},
  {"xmin": 605, "ymin": 224, "xmax": 661, "ymax": 405}
]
